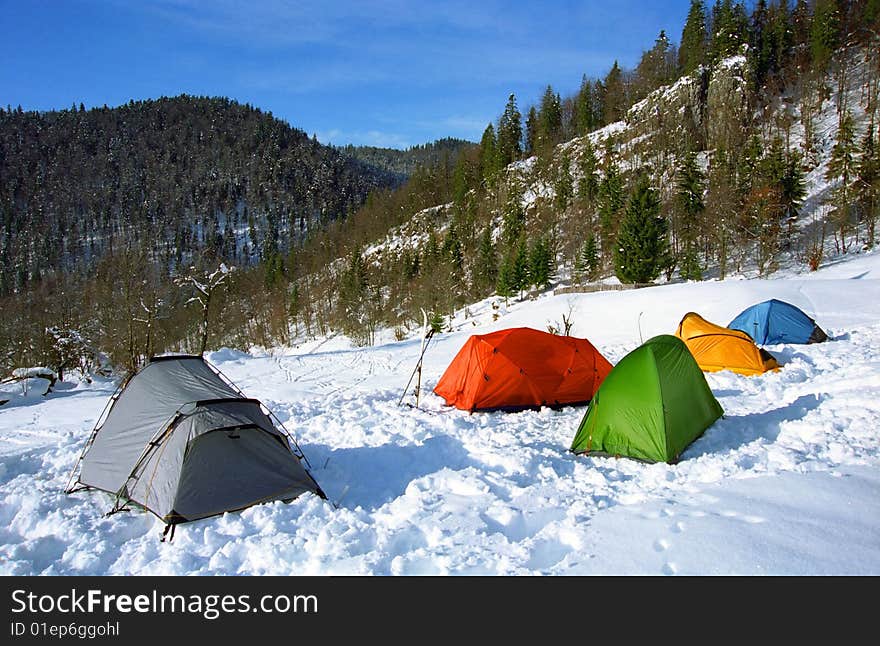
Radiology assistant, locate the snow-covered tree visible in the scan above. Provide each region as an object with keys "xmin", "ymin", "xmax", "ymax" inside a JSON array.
[{"xmin": 177, "ymin": 263, "xmax": 234, "ymax": 356}]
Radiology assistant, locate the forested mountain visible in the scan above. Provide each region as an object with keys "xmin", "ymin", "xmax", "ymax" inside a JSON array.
[
  {"xmin": 1, "ymin": 0, "xmax": 879, "ymax": 380},
  {"xmin": 0, "ymin": 95, "xmax": 401, "ymax": 295},
  {"xmin": 337, "ymin": 138, "xmax": 477, "ymax": 179}
]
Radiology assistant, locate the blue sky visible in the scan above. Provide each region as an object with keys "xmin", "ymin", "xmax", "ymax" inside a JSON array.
[{"xmin": 1, "ymin": 0, "xmax": 693, "ymax": 149}]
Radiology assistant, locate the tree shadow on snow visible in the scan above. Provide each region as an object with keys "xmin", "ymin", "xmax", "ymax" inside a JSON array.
[
  {"xmin": 685, "ymin": 393, "xmax": 826, "ymax": 459},
  {"xmin": 305, "ymin": 435, "xmax": 480, "ymax": 510}
]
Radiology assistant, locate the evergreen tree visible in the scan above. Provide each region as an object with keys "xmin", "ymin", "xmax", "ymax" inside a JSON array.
[
  {"xmin": 575, "ymin": 75, "xmax": 599, "ymax": 135},
  {"xmin": 810, "ymin": 0, "xmax": 840, "ymax": 71},
  {"xmin": 614, "ymin": 175, "xmax": 670, "ymax": 284},
  {"xmin": 525, "ymin": 106, "xmax": 539, "ymax": 157},
  {"xmin": 635, "ymin": 30, "xmax": 676, "ymax": 100},
  {"xmin": 573, "ymin": 234, "xmax": 600, "ymax": 283},
  {"xmin": 442, "ymin": 225, "xmax": 464, "ymax": 273},
  {"xmin": 429, "ymin": 311, "xmax": 445, "ymax": 334},
  {"xmin": 263, "ymin": 251, "xmax": 285, "ymax": 289},
  {"xmin": 501, "ymin": 178, "xmax": 526, "ymax": 247},
  {"xmin": 475, "ymin": 228, "xmax": 498, "ymax": 292},
  {"xmin": 339, "ymin": 249, "xmax": 368, "ymax": 306},
  {"xmin": 749, "ymin": 0, "xmax": 772, "ymax": 90},
  {"xmin": 825, "ymin": 109, "xmax": 859, "ymax": 250},
  {"xmin": 554, "ymin": 150, "xmax": 574, "ymax": 213},
  {"xmin": 790, "ymin": 0, "xmax": 813, "ymax": 70},
  {"xmin": 528, "ymin": 236, "xmax": 554, "ymax": 290},
  {"xmin": 598, "ymin": 151, "xmax": 625, "ymax": 259},
  {"xmin": 680, "ymin": 0, "xmax": 709, "ymax": 74},
  {"xmin": 857, "ymin": 122, "xmax": 879, "ymax": 249},
  {"xmin": 576, "ymin": 138, "xmax": 600, "ymax": 207},
  {"xmin": 479, "ymin": 124, "xmax": 499, "ymax": 186},
  {"xmin": 710, "ymin": 0, "xmax": 749, "ymax": 63},
  {"xmin": 602, "ymin": 61, "xmax": 627, "ymax": 125},
  {"xmin": 511, "ymin": 237, "xmax": 530, "ymax": 295},
  {"xmin": 766, "ymin": 0, "xmax": 793, "ymax": 81},
  {"xmin": 451, "ymin": 151, "xmax": 475, "ymax": 207},
  {"xmin": 537, "ymin": 85, "xmax": 563, "ymax": 151},
  {"xmin": 779, "ymin": 145, "xmax": 807, "ymax": 234},
  {"xmin": 497, "ymin": 94, "xmax": 523, "ymax": 167},
  {"xmin": 497, "ymin": 239, "xmax": 529, "ymax": 299},
  {"xmin": 496, "ymin": 251, "xmax": 516, "ymax": 299},
  {"xmin": 422, "ymin": 231, "xmax": 441, "ymax": 272},
  {"xmin": 675, "ymin": 151, "xmax": 707, "ymax": 280},
  {"xmin": 401, "ymin": 248, "xmax": 421, "ymax": 280}
]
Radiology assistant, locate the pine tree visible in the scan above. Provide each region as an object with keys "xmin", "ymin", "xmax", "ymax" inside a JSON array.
[
  {"xmin": 857, "ymin": 122, "xmax": 879, "ymax": 249},
  {"xmin": 528, "ymin": 236, "xmax": 554, "ymax": 290},
  {"xmin": 496, "ymin": 238, "xmax": 529, "ymax": 299},
  {"xmin": 675, "ymin": 151, "xmax": 707, "ymax": 280},
  {"xmin": 749, "ymin": 0, "xmax": 771, "ymax": 90},
  {"xmin": 576, "ymin": 138, "xmax": 600, "ymax": 208},
  {"xmin": 401, "ymin": 248, "xmax": 420, "ymax": 280},
  {"xmin": 554, "ymin": 150, "xmax": 574, "ymax": 213},
  {"xmin": 429, "ymin": 311, "xmax": 445, "ymax": 334},
  {"xmin": 537, "ymin": 85, "xmax": 563, "ymax": 152},
  {"xmin": 598, "ymin": 151, "xmax": 625, "ymax": 260},
  {"xmin": 475, "ymin": 228, "xmax": 498, "ymax": 292},
  {"xmin": 614, "ymin": 175, "xmax": 670, "ymax": 284},
  {"xmin": 601, "ymin": 61, "xmax": 627, "ymax": 125},
  {"xmin": 422, "ymin": 232, "xmax": 441, "ymax": 272},
  {"xmin": 779, "ymin": 145, "xmax": 807, "ymax": 237},
  {"xmin": 497, "ymin": 94, "xmax": 523, "ymax": 167},
  {"xmin": 680, "ymin": 0, "xmax": 709, "ymax": 74},
  {"xmin": 451, "ymin": 152, "xmax": 474, "ymax": 207},
  {"xmin": 442, "ymin": 225, "xmax": 463, "ymax": 273},
  {"xmin": 496, "ymin": 251, "xmax": 516, "ymax": 299},
  {"xmin": 511, "ymin": 237, "xmax": 529, "ymax": 296},
  {"xmin": 810, "ymin": 0, "xmax": 840, "ymax": 71},
  {"xmin": 709, "ymin": 0, "xmax": 749, "ymax": 63},
  {"xmin": 479, "ymin": 124, "xmax": 499, "ymax": 186},
  {"xmin": 635, "ymin": 30, "xmax": 676, "ymax": 100},
  {"xmin": 825, "ymin": 109, "xmax": 859, "ymax": 251},
  {"xmin": 766, "ymin": 0, "xmax": 793, "ymax": 81},
  {"xmin": 790, "ymin": 0, "xmax": 813, "ymax": 71},
  {"xmin": 573, "ymin": 234, "xmax": 600, "ymax": 283},
  {"xmin": 575, "ymin": 75, "xmax": 599, "ymax": 135},
  {"xmin": 501, "ymin": 178, "xmax": 526, "ymax": 247},
  {"xmin": 525, "ymin": 106, "xmax": 538, "ymax": 157}
]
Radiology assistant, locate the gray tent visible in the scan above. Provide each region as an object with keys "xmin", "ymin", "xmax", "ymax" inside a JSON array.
[{"xmin": 67, "ymin": 355, "xmax": 325, "ymax": 529}]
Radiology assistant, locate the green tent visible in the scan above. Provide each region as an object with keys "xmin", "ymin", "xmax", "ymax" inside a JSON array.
[{"xmin": 570, "ymin": 335, "xmax": 723, "ymax": 464}]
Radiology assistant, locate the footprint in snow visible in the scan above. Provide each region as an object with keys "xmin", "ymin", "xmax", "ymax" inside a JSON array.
[
  {"xmin": 653, "ymin": 538, "xmax": 670, "ymax": 552},
  {"xmin": 718, "ymin": 509, "xmax": 766, "ymax": 524},
  {"xmin": 662, "ymin": 562, "xmax": 678, "ymax": 576}
]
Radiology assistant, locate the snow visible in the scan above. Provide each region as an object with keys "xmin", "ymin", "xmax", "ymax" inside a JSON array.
[
  {"xmin": 10, "ymin": 367, "xmax": 56, "ymax": 380},
  {"xmin": 2, "ymin": 250, "xmax": 879, "ymax": 575}
]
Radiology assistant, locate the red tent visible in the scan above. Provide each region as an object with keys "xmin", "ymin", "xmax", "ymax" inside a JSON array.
[{"xmin": 434, "ymin": 327, "xmax": 612, "ymax": 412}]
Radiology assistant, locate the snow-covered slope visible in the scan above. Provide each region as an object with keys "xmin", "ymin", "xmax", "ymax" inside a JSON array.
[{"xmin": 1, "ymin": 250, "xmax": 879, "ymax": 575}]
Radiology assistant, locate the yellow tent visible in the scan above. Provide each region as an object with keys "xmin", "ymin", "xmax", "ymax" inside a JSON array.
[{"xmin": 674, "ymin": 312, "xmax": 780, "ymax": 376}]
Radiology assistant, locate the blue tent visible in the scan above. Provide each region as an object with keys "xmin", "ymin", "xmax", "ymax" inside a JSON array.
[{"xmin": 728, "ymin": 299, "xmax": 827, "ymax": 345}]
